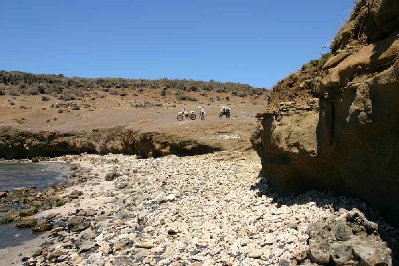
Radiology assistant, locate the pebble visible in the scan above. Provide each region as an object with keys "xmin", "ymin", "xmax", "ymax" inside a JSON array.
[
  {"xmin": 135, "ymin": 241, "xmax": 154, "ymax": 249},
  {"xmin": 248, "ymin": 249, "xmax": 264, "ymax": 259},
  {"xmin": 21, "ymin": 152, "xmax": 395, "ymax": 266},
  {"xmin": 79, "ymin": 241, "xmax": 96, "ymax": 253}
]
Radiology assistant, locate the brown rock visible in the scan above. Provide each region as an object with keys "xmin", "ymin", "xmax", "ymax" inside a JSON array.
[
  {"xmin": 16, "ymin": 217, "xmax": 38, "ymax": 228},
  {"xmin": 32, "ymin": 220, "xmax": 53, "ymax": 232},
  {"xmin": 322, "ymin": 51, "xmax": 350, "ymax": 70},
  {"xmin": 135, "ymin": 241, "xmax": 154, "ymax": 249}
]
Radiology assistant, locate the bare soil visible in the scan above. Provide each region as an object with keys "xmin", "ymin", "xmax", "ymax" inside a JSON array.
[{"xmin": 0, "ymin": 89, "xmax": 268, "ymax": 152}]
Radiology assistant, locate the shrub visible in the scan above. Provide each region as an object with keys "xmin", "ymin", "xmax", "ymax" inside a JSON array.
[
  {"xmin": 37, "ymin": 83, "xmax": 48, "ymax": 94},
  {"xmin": 27, "ymin": 88, "xmax": 40, "ymax": 95},
  {"xmin": 175, "ymin": 91, "xmax": 197, "ymax": 101},
  {"xmin": 19, "ymin": 84, "xmax": 27, "ymax": 90},
  {"xmin": 176, "ymin": 94, "xmax": 197, "ymax": 101},
  {"xmin": 41, "ymin": 95, "xmax": 50, "ymax": 101},
  {"xmin": 110, "ymin": 89, "xmax": 119, "ymax": 95},
  {"xmin": 58, "ymin": 92, "xmax": 76, "ymax": 101},
  {"xmin": 238, "ymin": 92, "xmax": 247, "ymax": 97},
  {"xmin": 160, "ymin": 89, "xmax": 167, "ymax": 97},
  {"xmin": 225, "ymin": 96, "xmax": 230, "ymax": 101},
  {"xmin": 9, "ymin": 90, "xmax": 20, "ymax": 96}
]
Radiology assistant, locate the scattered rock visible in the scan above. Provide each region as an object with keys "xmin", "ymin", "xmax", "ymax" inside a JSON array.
[
  {"xmin": 135, "ymin": 241, "xmax": 154, "ymax": 249},
  {"xmin": 68, "ymin": 216, "xmax": 90, "ymax": 232},
  {"xmin": 16, "ymin": 217, "xmax": 38, "ymax": 228},
  {"xmin": 32, "ymin": 220, "xmax": 53, "ymax": 232},
  {"xmin": 105, "ymin": 168, "xmax": 119, "ymax": 181},
  {"xmin": 69, "ymin": 190, "xmax": 83, "ymax": 199},
  {"xmin": 247, "ymin": 249, "xmax": 263, "ymax": 259},
  {"xmin": 48, "ymin": 250, "xmax": 63, "ymax": 260},
  {"xmin": 79, "ymin": 241, "xmax": 96, "ymax": 253},
  {"xmin": 114, "ymin": 238, "xmax": 131, "ymax": 251},
  {"xmin": 15, "ymin": 152, "xmax": 395, "ymax": 266},
  {"xmin": 19, "ymin": 207, "xmax": 37, "ymax": 217},
  {"xmin": 307, "ymin": 208, "xmax": 392, "ymax": 265}
]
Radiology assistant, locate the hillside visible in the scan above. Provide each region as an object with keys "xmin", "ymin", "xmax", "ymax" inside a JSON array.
[{"xmin": 0, "ymin": 70, "xmax": 266, "ymax": 99}]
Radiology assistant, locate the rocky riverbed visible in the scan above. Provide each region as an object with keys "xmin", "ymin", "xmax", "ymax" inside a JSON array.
[{"xmin": 3, "ymin": 152, "xmax": 397, "ymax": 265}]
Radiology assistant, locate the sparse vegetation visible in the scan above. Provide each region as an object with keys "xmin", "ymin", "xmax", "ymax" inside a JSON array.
[
  {"xmin": 27, "ymin": 88, "xmax": 40, "ymax": 95},
  {"xmin": 41, "ymin": 95, "xmax": 50, "ymax": 101},
  {"xmin": 9, "ymin": 90, "xmax": 20, "ymax": 96},
  {"xmin": 0, "ymin": 70, "xmax": 266, "ymax": 97},
  {"xmin": 175, "ymin": 91, "xmax": 197, "ymax": 101},
  {"xmin": 58, "ymin": 92, "xmax": 76, "ymax": 101}
]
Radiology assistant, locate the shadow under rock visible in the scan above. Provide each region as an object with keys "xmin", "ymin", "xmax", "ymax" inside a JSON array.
[{"xmin": 251, "ymin": 174, "xmax": 399, "ymax": 264}]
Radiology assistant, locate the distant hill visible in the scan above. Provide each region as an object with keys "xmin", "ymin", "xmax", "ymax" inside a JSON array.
[{"xmin": 0, "ymin": 70, "xmax": 267, "ymax": 98}]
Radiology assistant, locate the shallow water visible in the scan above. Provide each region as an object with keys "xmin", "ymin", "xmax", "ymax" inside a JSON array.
[
  {"xmin": 0, "ymin": 162, "xmax": 71, "ymax": 249},
  {"xmin": 0, "ymin": 223, "xmax": 40, "ymax": 249},
  {"xmin": 0, "ymin": 162, "xmax": 71, "ymax": 191}
]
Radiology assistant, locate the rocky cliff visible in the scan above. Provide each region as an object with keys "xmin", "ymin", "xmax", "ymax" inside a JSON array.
[
  {"xmin": 252, "ymin": 0, "xmax": 399, "ymax": 225},
  {"xmin": 0, "ymin": 127, "xmax": 220, "ymax": 159}
]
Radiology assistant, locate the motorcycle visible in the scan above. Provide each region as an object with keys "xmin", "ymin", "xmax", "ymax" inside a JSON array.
[
  {"xmin": 177, "ymin": 110, "xmax": 196, "ymax": 121},
  {"xmin": 219, "ymin": 108, "xmax": 231, "ymax": 118}
]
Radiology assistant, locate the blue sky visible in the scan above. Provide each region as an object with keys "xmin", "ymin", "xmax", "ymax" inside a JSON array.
[{"xmin": 0, "ymin": 1, "xmax": 354, "ymax": 88}]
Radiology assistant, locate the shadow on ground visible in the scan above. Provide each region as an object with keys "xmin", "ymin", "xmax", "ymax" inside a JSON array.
[{"xmin": 251, "ymin": 175, "xmax": 399, "ymax": 264}]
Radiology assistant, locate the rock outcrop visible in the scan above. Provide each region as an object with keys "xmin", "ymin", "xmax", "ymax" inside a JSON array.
[
  {"xmin": 0, "ymin": 126, "xmax": 220, "ymax": 159},
  {"xmin": 308, "ymin": 209, "xmax": 392, "ymax": 265},
  {"xmin": 252, "ymin": 0, "xmax": 399, "ymax": 226}
]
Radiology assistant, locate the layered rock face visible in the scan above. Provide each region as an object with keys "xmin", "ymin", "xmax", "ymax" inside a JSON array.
[
  {"xmin": 0, "ymin": 127, "xmax": 220, "ymax": 159},
  {"xmin": 252, "ymin": 0, "xmax": 399, "ymax": 225}
]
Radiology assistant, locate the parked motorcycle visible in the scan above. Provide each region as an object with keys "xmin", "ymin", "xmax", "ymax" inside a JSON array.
[
  {"xmin": 177, "ymin": 110, "xmax": 196, "ymax": 121},
  {"xmin": 219, "ymin": 107, "xmax": 231, "ymax": 118}
]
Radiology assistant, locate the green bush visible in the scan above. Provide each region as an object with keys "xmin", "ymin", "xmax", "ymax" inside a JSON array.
[
  {"xmin": 175, "ymin": 91, "xmax": 197, "ymax": 101},
  {"xmin": 27, "ymin": 88, "xmax": 40, "ymax": 95},
  {"xmin": 9, "ymin": 90, "xmax": 20, "ymax": 96},
  {"xmin": 58, "ymin": 92, "xmax": 76, "ymax": 101},
  {"xmin": 19, "ymin": 84, "xmax": 27, "ymax": 89}
]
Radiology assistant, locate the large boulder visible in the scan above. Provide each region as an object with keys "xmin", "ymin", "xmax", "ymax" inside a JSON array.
[{"xmin": 307, "ymin": 209, "xmax": 392, "ymax": 265}]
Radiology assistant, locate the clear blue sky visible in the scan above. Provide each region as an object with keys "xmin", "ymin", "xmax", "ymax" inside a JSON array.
[{"xmin": 0, "ymin": 1, "xmax": 354, "ymax": 88}]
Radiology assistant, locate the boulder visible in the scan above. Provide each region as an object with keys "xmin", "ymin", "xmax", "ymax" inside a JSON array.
[
  {"xmin": 32, "ymin": 220, "xmax": 53, "ymax": 232},
  {"xmin": 307, "ymin": 209, "xmax": 392, "ymax": 265},
  {"xmin": 16, "ymin": 217, "xmax": 38, "ymax": 228},
  {"xmin": 105, "ymin": 168, "xmax": 119, "ymax": 181}
]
